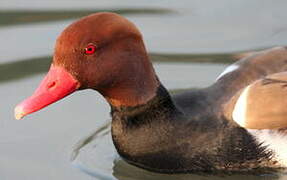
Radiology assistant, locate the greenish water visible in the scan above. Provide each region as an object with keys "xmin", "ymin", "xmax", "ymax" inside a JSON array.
[
  {"xmin": 1, "ymin": 0, "xmax": 287, "ymax": 179},
  {"xmin": 0, "ymin": 8, "xmax": 173, "ymax": 26}
]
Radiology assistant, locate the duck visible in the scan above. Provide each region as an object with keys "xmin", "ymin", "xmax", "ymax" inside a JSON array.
[{"xmin": 14, "ymin": 12, "xmax": 287, "ymax": 173}]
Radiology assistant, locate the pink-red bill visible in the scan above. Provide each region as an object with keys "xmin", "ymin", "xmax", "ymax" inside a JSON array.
[{"xmin": 14, "ymin": 65, "xmax": 80, "ymax": 120}]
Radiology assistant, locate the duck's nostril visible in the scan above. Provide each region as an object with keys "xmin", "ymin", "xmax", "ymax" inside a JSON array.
[{"xmin": 47, "ymin": 81, "xmax": 56, "ymax": 89}]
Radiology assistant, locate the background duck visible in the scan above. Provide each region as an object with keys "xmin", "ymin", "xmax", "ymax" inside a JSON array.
[{"xmin": 15, "ymin": 12, "xmax": 287, "ymax": 173}]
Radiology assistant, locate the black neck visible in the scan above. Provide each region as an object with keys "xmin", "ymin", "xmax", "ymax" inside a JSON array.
[
  {"xmin": 110, "ymin": 84, "xmax": 184, "ymax": 164},
  {"xmin": 110, "ymin": 84, "xmax": 182, "ymax": 127}
]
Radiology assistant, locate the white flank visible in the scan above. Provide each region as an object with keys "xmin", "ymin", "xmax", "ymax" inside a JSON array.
[
  {"xmin": 232, "ymin": 85, "xmax": 250, "ymax": 127},
  {"xmin": 216, "ymin": 64, "xmax": 239, "ymax": 81},
  {"xmin": 248, "ymin": 129, "xmax": 287, "ymax": 166}
]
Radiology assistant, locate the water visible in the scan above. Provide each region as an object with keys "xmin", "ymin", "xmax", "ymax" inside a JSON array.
[{"xmin": 1, "ymin": 0, "xmax": 287, "ymax": 179}]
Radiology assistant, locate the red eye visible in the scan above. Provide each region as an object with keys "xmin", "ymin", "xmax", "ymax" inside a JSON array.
[{"xmin": 84, "ymin": 44, "xmax": 96, "ymax": 55}]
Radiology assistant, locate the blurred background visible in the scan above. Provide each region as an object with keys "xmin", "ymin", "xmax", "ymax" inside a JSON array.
[{"xmin": 1, "ymin": 0, "xmax": 287, "ymax": 179}]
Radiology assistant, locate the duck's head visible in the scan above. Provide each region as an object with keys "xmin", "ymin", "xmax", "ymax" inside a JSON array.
[{"xmin": 15, "ymin": 12, "xmax": 158, "ymax": 120}]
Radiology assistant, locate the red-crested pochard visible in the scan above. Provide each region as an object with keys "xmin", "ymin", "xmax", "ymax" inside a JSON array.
[{"xmin": 14, "ymin": 12, "xmax": 287, "ymax": 173}]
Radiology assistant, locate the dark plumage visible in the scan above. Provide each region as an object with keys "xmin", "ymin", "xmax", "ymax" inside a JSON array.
[{"xmin": 111, "ymin": 83, "xmax": 275, "ymax": 173}]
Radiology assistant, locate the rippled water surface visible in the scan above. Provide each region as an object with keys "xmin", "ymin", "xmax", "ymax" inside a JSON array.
[{"xmin": 1, "ymin": 0, "xmax": 287, "ymax": 179}]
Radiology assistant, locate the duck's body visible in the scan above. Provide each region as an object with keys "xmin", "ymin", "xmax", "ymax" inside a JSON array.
[
  {"xmin": 111, "ymin": 46, "xmax": 287, "ymax": 172},
  {"xmin": 15, "ymin": 13, "xmax": 287, "ymax": 173}
]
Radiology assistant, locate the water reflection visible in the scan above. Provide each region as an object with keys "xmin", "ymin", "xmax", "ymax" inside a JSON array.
[
  {"xmin": 0, "ymin": 56, "xmax": 51, "ymax": 83},
  {"xmin": 0, "ymin": 8, "xmax": 174, "ymax": 26},
  {"xmin": 113, "ymin": 160, "xmax": 285, "ymax": 180}
]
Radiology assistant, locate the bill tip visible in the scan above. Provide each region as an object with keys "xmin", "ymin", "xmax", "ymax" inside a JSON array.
[{"xmin": 14, "ymin": 106, "xmax": 25, "ymax": 120}]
